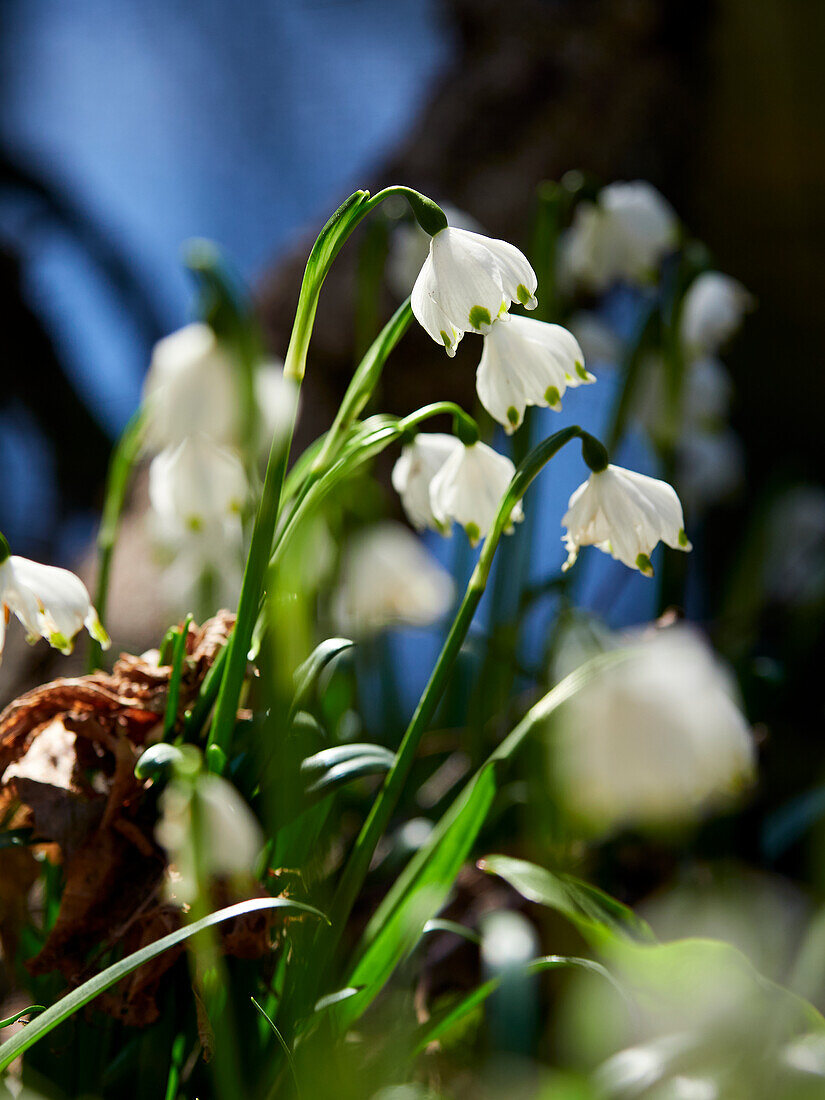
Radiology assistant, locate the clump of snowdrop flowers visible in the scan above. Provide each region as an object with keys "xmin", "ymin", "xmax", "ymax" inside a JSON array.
[
  {"xmin": 0, "ymin": 536, "xmax": 109, "ymax": 662},
  {"xmin": 561, "ymin": 180, "xmax": 679, "ymax": 292},
  {"xmin": 331, "ymin": 521, "xmax": 454, "ymax": 637},
  {"xmin": 476, "ymin": 316, "xmax": 594, "ymax": 432},
  {"xmin": 562, "ymin": 463, "xmax": 691, "ymax": 576},
  {"xmin": 429, "ymin": 440, "xmax": 523, "ymax": 545},
  {"xmin": 411, "ymin": 226, "xmax": 538, "ymax": 356},
  {"xmin": 679, "ymin": 271, "xmax": 754, "ymax": 356},
  {"xmin": 552, "ymin": 625, "xmax": 755, "ymax": 832}
]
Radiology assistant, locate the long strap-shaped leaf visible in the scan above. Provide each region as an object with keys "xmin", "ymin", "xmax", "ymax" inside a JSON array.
[
  {"xmin": 0, "ymin": 897, "xmax": 326, "ymax": 1071},
  {"xmin": 331, "ymin": 649, "xmax": 635, "ymax": 1031}
]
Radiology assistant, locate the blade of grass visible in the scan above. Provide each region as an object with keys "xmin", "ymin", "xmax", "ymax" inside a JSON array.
[{"xmin": 0, "ymin": 897, "xmax": 327, "ymax": 1071}]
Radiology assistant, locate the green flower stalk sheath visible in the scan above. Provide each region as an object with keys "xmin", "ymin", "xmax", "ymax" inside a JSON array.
[
  {"xmin": 323, "ymin": 425, "xmax": 608, "ymax": 949},
  {"xmin": 207, "ymin": 187, "xmax": 448, "ymax": 773}
]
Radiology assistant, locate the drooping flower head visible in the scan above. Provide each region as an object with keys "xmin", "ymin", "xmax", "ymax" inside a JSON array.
[
  {"xmin": 331, "ymin": 521, "xmax": 454, "ymax": 636},
  {"xmin": 679, "ymin": 271, "xmax": 754, "ymax": 356},
  {"xmin": 562, "ymin": 463, "xmax": 691, "ymax": 576},
  {"xmin": 149, "ymin": 435, "xmax": 248, "ymax": 533},
  {"xmin": 429, "ymin": 441, "xmax": 523, "ymax": 546},
  {"xmin": 551, "ymin": 624, "xmax": 755, "ymax": 832},
  {"xmin": 0, "ymin": 540, "xmax": 109, "ymax": 662},
  {"xmin": 411, "ymin": 227, "xmax": 538, "ymax": 356},
  {"xmin": 391, "ymin": 432, "xmax": 462, "ymax": 533},
  {"xmin": 476, "ymin": 316, "xmax": 593, "ymax": 432},
  {"xmin": 560, "ymin": 180, "xmax": 679, "ymax": 292},
  {"xmin": 142, "ymin": 323, "xmax": 238, "ymax": 449}
]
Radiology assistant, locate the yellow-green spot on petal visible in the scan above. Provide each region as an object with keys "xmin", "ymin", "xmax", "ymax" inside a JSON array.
[
  {"xmin": 516, "ymin": 283, "xmax": 533, "ymax": 306},
  {"xmin": 678, "ymin": 528, "xmax": 690, "ymax": 549},
  {"xmin": 187, "ymin": 515, "xmax": 203, "ymax": 533},
  {"xmin": 90, "ymin": 615, "xmax": 111, "ymax": 648},
  {"xmin": 465, "ymin": 521, "xmax": 481, "ymax": 545},
  {"xmin": 545, "ymin": 386, "xmax": 561, "ymax": 409},
  {"xmin": 49, "ymin": 631, "xmax": 73, "ymax": 655},
  {"xmin": 506, "ymin": 406, "xmax": 520, "ymax": 427},
  {"xmin": 469, "ymin": 305, "xmax": 492, "ymax": 330},
  {"xmin": 636, "ymin": 553, "xmax": 654, "ymax": 577},
  {"xmin": 440, "ymin": 329, "xmax": 452, "ymax": 349},
  {"xmin": 575, "ymin": 362, "xmax": 589, "ymax": 381}
]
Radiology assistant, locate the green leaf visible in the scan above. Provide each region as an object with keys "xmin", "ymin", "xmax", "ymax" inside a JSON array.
[
  {"xmin": 422, "ymin": 919, "xmax": 481, "ymax": 946},
  {"xmin": 0, "ymin": 897, "xmax": 327, "ymax": 1071},
  {"xmin": 301, "ymin": 744, "xmax": 396, "ymax": 800},
  {"xmin": 478, "ymin": 855, "xmax": 654, "ymax": 946},
  {"xmin": 291, "ymin": 638, "xmax": 354, "ymax": 715},
  {"xmin": 412, "ymin": 955, "xmax": 616, "ymax": 1055},
  {"xmin": 331, "ymin": 650, "xmax": 634, "ymax": 1032},
  {"xmin": 0, "ymin": 1006, "xmax": 44, "ymax": 1029}
]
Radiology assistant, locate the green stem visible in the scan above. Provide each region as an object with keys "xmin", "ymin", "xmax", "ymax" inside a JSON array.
[
  {"xmin": 323, "ymin": 424, "xmax": 604, "ymax": 946},
  {"xmin": 207, "ymin": 187, "xmax": 446, "ymax": 773},
  {"xmin": 87, "ymin": 411, "xmax": 144, "ymax": 671}
]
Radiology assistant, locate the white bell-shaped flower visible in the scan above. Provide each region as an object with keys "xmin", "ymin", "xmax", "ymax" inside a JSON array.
[
  {"xmin": 151, "ymin": 511, "xmax": 245, "ymax": 614},
  {"xmin": 142, "ymin": 323, "xmax": 238, "ymax": 449},
  {"xmin": 551, "ymin": 625, "xmax": 755, "ymax": 832},
  {"xmin": 0, "ymin": 553, "xmax": 109, "ymax": 660},
  {"xmin": 331, "ymin": 521, "xmax": 454, "ymax": 636},
  {"xmin": 387, "ymin": 203, "xmax": 483, "ymax": 299},
  {"xmin": 391, "ymin": 432, "xmax": 462, "ymax": 533},
  {"xmin": 429, "ymin": 441, "xmax": 523, "ymax": 545},
  {"xmin": 149, "ymin": 435, "xmax": 248, "ymax": 532},
  {"xmin": 560, "ymin": 180, "xmax": 678, "ymax": 291},
  {"xmin": 411, "ymin": 227, "xmax": 538, "ymax": 356},
  {"xmin": 476, "ymin": 315, "xmax": 593, "ymax": 432},
  {"xmin": 254, "ymin": 360, "xmax": 300, "ymax": 453},
  {"xmin": 562, "ymin": 464, "xmax": 691, "ymax": 576},
  {"xmin": 679, "ymin": 272, "xmax": 754, "ymax": 356}
]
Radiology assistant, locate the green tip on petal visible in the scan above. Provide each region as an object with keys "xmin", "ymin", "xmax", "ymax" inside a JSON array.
[
  {"xmin": 468, "ymin": 305, "xmax": 492, "ymax": 330},
  {"xmin": 635, "ymin": 553, "xmax": 654, "ymax": 577},
  {"xmin": 544, "ymin": 386, "xmax": 561, "ymax": 410},
  {"xmin": 678, "ymin": 528, "xmax": 692, "ymax": 550},
  {"xmin": 90, "ymin": 615, "xmax": 111, "ymax": 649},
  {"xmin": 506, "ymin": 406, "xmax": 520, "ymax": 428},
  {"xmin": 49, "ymin": 631, "xmax": 73, "ymax": 655},
  {"xmin": 575, "ymin": 362, "xmax": 590, "ymax": 381},
  {"xmin": 0, "ymin": 532, "xmax": 10, "ymax": 564},
  {"xmin": 465, "ymin": 521, "xmax": 481, "ymax": 546},
  {"xmin": 516, "ymin": 283, "xmax": 532, "ymax": 306},
  {"xmin": 187, "ymin": 515, "xmax": 203, "ymax": 533}
]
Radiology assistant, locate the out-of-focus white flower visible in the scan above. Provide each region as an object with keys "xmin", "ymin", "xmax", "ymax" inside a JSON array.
[
  {"xmin": 411, "ymin": 227, "xmax": 537, "ymax": 356},
  {"xmin": 636, "ymin": 354, "xmax": 733, "ymax": 439},
  {"xmin": 142, "ymin": 323, "xmax": 237, "ymax": 449},
  {"xmin": 387, "ymin": 203, "xmax": 482, "ymax": 299},
  {"xmin": 562, "ymin": 464, "xmax": 691, "ymax": 576},
  {"xmin": 476, "ymin": 316, "xmax": 593, "ymax": 432},
  {"xmin": 429, "ymin": 441, "xmax": 523, "ymax": 545},
  {"xmin": 157, "ymin": 773, "xmax": 263, "ymax": 904},
  {"xmin": 254, "ymin": 360, "xmax": 300, "ymax": 453},
  {"xmin": 331, "ymin": 521, "xmax": 454, "ymax": 636},
  {"xmin": 151, "ymin": 513, "xmax": 245, "ymax": 613},
  {"xmin": 568, "ymin": 310, "xmax": 623, "ymax": 368},
  {"xmin": 391, "ymin": 433, "xmax": 461, "ymax": 533},
  {"xmin": 0, "ymin": 551, "xmax": 109, "ymax": 661},
  {"xmin": 679, "ymin": 272, "xmax": 754, "ymax": 356},
  {"xmin": 560, "ymin": 181, "xmax": 678, "ymax": 291},
  {"xmin": 552, "ymin": 625, "xmax": 755, "ymax": 832},
  {"xmin": 676, "ymin": 430, "xmax": 743, "ymax": 512},
  {"xmin": 149, "ymin": 435, "xmax": 248, "ymax": 531},
  {"xmin": 763, "ymin": 485, "xmax": 825, "ymax": 606}
]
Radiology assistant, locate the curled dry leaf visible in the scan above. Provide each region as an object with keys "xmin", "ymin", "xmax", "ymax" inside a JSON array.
[{"xmin": 0, "ymin": 612, "xmax": 284, "ymax": 1027}]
